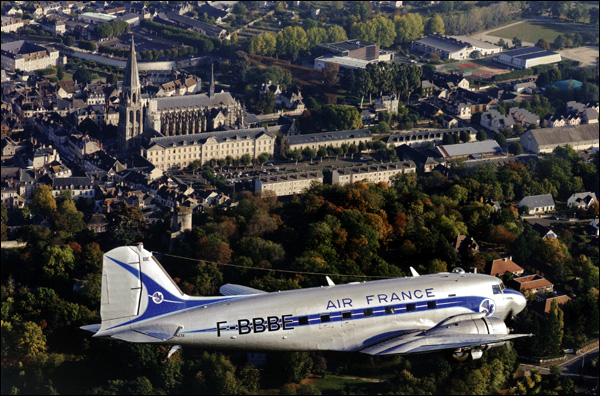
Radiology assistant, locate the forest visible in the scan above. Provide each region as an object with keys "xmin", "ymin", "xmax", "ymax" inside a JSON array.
[{"xmin": 1, "ymin": 143, "xmax": 598, "ymax": 394}]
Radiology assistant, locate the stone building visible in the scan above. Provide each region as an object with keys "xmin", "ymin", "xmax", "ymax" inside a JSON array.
[
  {"xmin": 118, "ymin": 37, "xmax": 245, "ymax": 153},
  {"xmin": 118, "ymin": 36, "xmax": 144, "ymax": 153}
]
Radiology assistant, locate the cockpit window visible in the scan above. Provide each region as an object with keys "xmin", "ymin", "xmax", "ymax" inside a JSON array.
[{"xmin": 492, "ymin": 284, "xmax": 502, "ymax": 295}]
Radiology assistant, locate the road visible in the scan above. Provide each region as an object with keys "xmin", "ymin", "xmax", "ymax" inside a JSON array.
[{"xmin": 519, "ymin": 346, "xmax": 599, "ymax": 380}]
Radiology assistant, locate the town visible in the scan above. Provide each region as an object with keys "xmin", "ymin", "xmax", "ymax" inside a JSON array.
[{"xmin": 1, "ymin": 1, "xmax": 598, "ymax": 395}]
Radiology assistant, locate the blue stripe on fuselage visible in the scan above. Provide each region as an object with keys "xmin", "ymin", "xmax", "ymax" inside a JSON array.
[{"xmin": 181, "ymin": 294, "xmax": 491, "ymax": 335}]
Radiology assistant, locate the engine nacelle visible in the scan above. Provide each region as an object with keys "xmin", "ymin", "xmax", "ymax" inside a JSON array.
[{"xmin": 424, "ymin": 316, "xmax": 510, "ymax": 360}]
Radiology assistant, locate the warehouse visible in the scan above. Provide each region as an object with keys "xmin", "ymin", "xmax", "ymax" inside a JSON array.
[
  {"xmin": 496, "ymin": 46, "xmax": 561, "ymax": 70},
  {"xmin": 519, "ymin": 124, "xmax": 599, "ymax": 154}
]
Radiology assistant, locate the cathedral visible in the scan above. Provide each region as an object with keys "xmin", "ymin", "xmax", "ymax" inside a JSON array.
[{"xmin": 118, "ymin": 36, "xmax": 245, "ymax": 153}]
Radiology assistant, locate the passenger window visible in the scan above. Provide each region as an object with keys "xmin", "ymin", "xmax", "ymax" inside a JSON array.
[
  {"xmin": 320, "ymin": 314, "xmax": 331, "ymax": 323},
  {"xmin": 406, "ymin": 303, "xmax": 416, "ymax": 312},
  {"xmin": 342, "ymin": 311, "xmax": 352, "ymax": 320},
  {"xmin": 427, "ymin": 301, "xmax": 437, "ymax": 309},
  {"xmin": 298, "ymin": 316, "xmax": 309, "ymax": 325},
  {"xmin": 385, "ymin": 306, "xmax": 395, "ymax": 315},
  {"xmin": 363, "ymin": 308, "xmax": 374, "ymax": 317},
  {"xmin": 492, "ymin": 285, "xmax": 502, "ymax": 295}
]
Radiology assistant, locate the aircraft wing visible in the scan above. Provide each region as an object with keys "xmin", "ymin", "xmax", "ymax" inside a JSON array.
[
  {"xmin": 360, "ymin": 332, "xmax": 530, "ymax": 355},
  {"xmin": 219, "ymin": 284, "xmax": 268, "ymax": 296},
  {"xmin": 359, "ymin": 312, "xmax": 532, "ymax": 356}
]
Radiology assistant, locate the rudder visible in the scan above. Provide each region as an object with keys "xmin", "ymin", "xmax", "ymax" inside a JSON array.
[{"xmin": 93, "ymin": 243, "xmax": 187, "ymax": 336}]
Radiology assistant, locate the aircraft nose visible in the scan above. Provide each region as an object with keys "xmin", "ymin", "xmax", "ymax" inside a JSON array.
[
  {"xmin": 510, "ymin": 291, "xmax": 527, "ymax": 315},
  {"xmin": 514, "ymin": 291, "xmax": 527, "ymax": 314},
  {"xmin": 503, "ymin": 289, "xmax": 527, "ymax": 317}
]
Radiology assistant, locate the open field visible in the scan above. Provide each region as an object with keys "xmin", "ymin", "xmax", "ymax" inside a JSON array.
[{"xmin": 487, "ymin": 20, "xmax": 596, "ymax": 44}]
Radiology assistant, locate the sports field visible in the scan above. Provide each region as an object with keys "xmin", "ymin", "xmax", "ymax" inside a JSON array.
[
  {"xmin": 487, "ymin": 20, "xmax": 594, "ymax": 44},
  {"xmin": 437, "ymin": 59, "xmax": 510, "ymax": 80}
]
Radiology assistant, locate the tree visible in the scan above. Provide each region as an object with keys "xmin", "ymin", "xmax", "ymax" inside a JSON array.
[
  {"xmin": 41, "ymin": 244, "xmax": 75, "ymax": 283},
  {"xmin": 542, "ymin": 299, "xmax": 564, "ymax": 356},
  {"xmin": 232, "ymin": 2, "xmax": 247, "ymax": 14},
  {"xmin": 425, "ymin": 14, "xmax": 445, "ymax": 35},
  {"xmin": 249, "ymin": 32, "xmax": 276, "ymax": 56},
  {"xmin": 306, "ymin": 26, "xmax": 327, "ymax": 48},
  {"xmin": 64, "ymin": 35, "xmax": 75, "ymax": 46},
  {"xmin": 476, "ymin": 130, "xmax": 487, "ymax": 141},
  {"xmin": 322, "ymin": 62, "xmax": 339, "ymax": 87},
  {"xmin": 95, "ymin": 23, "xmax": 114, "ymax": 39},
  {"xmin": 512, "ymin": 36, "xmax": 522, "ymax": 47},
  {"xmin": 73, "ymin": 67, "xmax": 92, "ymax": 84},
  {"xmin": 107, "ymin": 205, "xmax": 149, "ymax": 247},
  {"xmin": 13, "ymin": 321, "xmax": 47, "ymax": 361},
  {"xmin": 56, "ymin": 65, "xmax": 64, "ymax": 81},
  {"xmin": 78, "ymin": 40, "xmax": 97, "ymax": 52},
  {"xmin": 32, "ymin": 185, "xmax": 57, "ymax": 218},
  {"xmin": 276, "ymin": 26, "xmax": 309, "ymax": 60},
  {"xmin": 326, "ymin": 25, "xmax": 348, "ymax": 43},
  {"xmin": 495, "ymin": 132, "xmax": 506, "ymax": 147},
  {"xmin": 509, "ymin": 141, "xmax": 523, "ymax": 155},
  {"xmin": 536, "ymin": 39, "xmax": 550, "ymax": 50},
  {"xmin": 553, "ymin": 34, "xmax": 567, "ymax": 50},
  {"xmin": 319, "ymin": 104, "xmax": 363, "ymax": 131},
  {"xmin": 350, "ymin": 15, "xmax": 396, "ymax": 48},
  {"xmin": 394, "ymin": 13, "xmax": 424, "ymax": 44},
  {"xmin": 54, "ymin": 199, "xmax": 86, "ymax": 234}
]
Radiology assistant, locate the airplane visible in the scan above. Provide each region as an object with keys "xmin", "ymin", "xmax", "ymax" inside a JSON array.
[{"xmin": 82, "ymin": 244, "xmax": 532, "ymax": 363}]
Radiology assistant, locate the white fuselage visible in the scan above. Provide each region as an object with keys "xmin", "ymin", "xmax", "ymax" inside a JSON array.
[{"xmin": 135, "ymin": 272, "xmax": 525, "ymax": 352}]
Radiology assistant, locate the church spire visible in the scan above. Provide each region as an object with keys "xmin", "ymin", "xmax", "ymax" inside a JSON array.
[
  {"xmin": 123, "ymin": 35, "xmax": 140, "ymax": 90},
  {"xmin": 209, "ymin": 63, "xmax": 215, "ymax": 98}
]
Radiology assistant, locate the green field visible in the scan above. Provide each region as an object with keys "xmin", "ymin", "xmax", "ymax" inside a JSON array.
[{"xmin": 488, "ymin": 20, "xmax": 595, "ymax": 43}]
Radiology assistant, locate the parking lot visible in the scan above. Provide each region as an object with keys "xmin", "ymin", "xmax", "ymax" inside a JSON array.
[{"xmin": 557, "ymin": 45, "xmax": 599, "ymax": 68}]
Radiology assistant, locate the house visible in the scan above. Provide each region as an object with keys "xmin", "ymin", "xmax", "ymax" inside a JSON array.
[
  {"xmin": 567, "ymin": 191, "xmax": 597, "ymax": 210},
  {"xmin": 453, "ymin": 235, "xmax": 479, "ymax": 254},
  {"xmin": 531, "ymin": 223, "xmax": 558, "ymax": 239},
  {"xmin": 587, "ymin": 218, "xmax": 599, "ymax": 236},
  {"xmin": 523, "ymin": 258, "xmax": 555, "ymax": 280},
  {"xmin": 532, "ymin": 295, "xmax": 571, "ymax": 317},
  {"xmin": 518, "ymin": 194, "xmax": 555, "ymax": 214},
  {"xmin": 396, "ymin": 144, "xmax": 446, "ymax": 172},
  {"xmin": 480, "ymin": 109, "xmax": 514, "ymax": 133},
  {"xmin": 374, "ymin": 95, "xmax": 400, "ymax": 114},
  {"xmin": 487, "ymin": 257, "xmax": 524, "ymax": 277},
  {"xmin": 421, "ymin": 80, "xmax": 437, "ymax": 97},
  {"xmin": 509, "ymin": 107, "xmax": 539, "ymax": 129},
  {"xmin": 87, "ymin": 213, "xmax": 107, "ymax": 233},
  {"xmin": 510, "ymin": 274, "xmax": 554, "ymax": 296}
]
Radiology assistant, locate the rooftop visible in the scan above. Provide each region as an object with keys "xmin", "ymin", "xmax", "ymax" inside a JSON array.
[{"xmin": 437, "ymin": 140, "xmax": 502, "ymax": 158}]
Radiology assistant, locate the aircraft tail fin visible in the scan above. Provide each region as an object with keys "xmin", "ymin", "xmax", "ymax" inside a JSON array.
[{"xmin": 85, "ymin": 243, "xmax": 188, "ymax": 337}]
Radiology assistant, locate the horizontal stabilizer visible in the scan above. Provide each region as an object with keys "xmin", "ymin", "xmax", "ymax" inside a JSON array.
[
  {"xmin": 220, "ymin": 284, "xmax": 267, "ymax": 296},
  {"xmin": 110, "ymin": 324, "xmax": 183, "ymax": 343},
  {"xmin": 80, "ymin": 324, "xmax": 101, "ymax": 333}
]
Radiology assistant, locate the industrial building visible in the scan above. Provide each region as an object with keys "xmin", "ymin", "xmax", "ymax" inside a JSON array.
[
  {"xmin": 519, "ymin": 124, "xmax": 599, "ymax": 154},
  {"xmin": 496, "ymin": 46, "xmax": 561, "ymax": 70}
]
